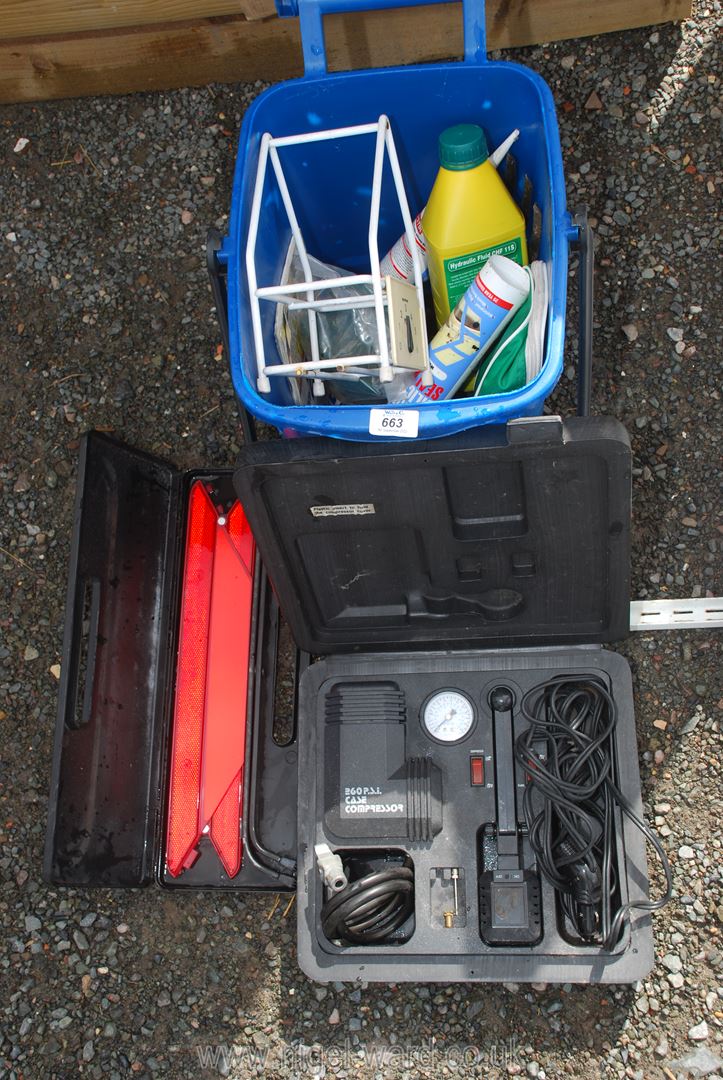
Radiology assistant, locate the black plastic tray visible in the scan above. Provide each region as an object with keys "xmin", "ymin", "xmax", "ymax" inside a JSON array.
[{"xmin": 296, "ymin": 647, "xmax": 652, "ymax": 984}]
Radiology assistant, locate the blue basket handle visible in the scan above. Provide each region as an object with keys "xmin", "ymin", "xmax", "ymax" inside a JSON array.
[{"xmin": 277, "ymin": 0, "xmax": 487, "ymax": 77}]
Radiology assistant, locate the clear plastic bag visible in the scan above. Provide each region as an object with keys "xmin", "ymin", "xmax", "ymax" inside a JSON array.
[{"xmin": 274, "ymin": 241, "xmax": 386, "ymax": 404}]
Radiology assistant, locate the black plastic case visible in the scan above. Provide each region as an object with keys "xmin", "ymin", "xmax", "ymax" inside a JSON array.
[
  {"xmin": 233, "ymin": 415, "xmax": 655, "ymax": 983},
  {"xmin": 43, "ymin": 433, "xmax": 298, "ymax": 892}
]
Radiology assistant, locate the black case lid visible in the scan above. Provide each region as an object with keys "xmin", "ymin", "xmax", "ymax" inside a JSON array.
[
  {"xmin": 233, "ymin": 416, "xmax": 631, "ymax": 656},
  {"xmin": 44, "ymin": 433, "xmax": 181, "ymax": 887}
]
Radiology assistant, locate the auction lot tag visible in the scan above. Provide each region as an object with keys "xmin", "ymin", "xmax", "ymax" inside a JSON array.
[{"xmin": 368, "ymin": 409, "xmax": 419, "ymax": 439}]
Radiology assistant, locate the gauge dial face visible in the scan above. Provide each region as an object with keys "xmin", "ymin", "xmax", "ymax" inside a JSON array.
[{"xmin": 421, "ymin": 689, "xmax": 476, "ymax": 744}]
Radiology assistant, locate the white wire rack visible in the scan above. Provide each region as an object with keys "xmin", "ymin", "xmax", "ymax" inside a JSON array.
[{"xmin": 245, "ymin": 114, "xmax": 429, "ymax": 396}]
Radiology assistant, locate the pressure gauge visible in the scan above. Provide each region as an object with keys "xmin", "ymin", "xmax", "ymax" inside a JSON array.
[{"xmin": 421, "ymin": 689, "xmax": 476, "ymax": 744}]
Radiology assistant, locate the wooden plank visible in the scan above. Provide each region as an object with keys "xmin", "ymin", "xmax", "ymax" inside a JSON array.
[
  {"xmin": 483, "ymin": 0, "xmax": 690, "ymax": 49},
  {"xmin": 0, "ymin": 0, "xmax": 692, "ymax": 106},
  {"xmin": 3, "ymin": 0, "xmax": 277, "ymax": 40}
]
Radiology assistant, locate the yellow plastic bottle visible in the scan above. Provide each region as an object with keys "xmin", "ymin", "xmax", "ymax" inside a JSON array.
[{"xmin": 424, "ymin": 124, "xmax": 528, "ymax": 326}]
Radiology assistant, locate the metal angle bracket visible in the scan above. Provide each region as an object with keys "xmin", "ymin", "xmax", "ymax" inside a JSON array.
[{"xmin": 629, "ymin": 597, "xmax": 723, "ymax": 632}]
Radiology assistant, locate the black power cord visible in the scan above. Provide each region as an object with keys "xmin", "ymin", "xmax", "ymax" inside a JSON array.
[
  {"xmin": 321, "ymin": 866, "xmax": 414, "ymax": 945},
  {"xmin": 514, "ymin": 674, "xmax": 672, "ymax": 950}
]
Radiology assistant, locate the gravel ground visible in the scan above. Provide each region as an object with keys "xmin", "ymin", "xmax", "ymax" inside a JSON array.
[{"xmin": 1, "ymin": 2, "xmax": 721, "ymax": 1077}]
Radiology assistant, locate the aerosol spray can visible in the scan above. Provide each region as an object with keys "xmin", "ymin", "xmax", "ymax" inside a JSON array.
[
  {"xmin": 380, "ymin": 211, "xmax": 426, "ymax": 284},
  {"xmin": 391, "ymin": 254, "xmax": 530, "ymax": 404}
]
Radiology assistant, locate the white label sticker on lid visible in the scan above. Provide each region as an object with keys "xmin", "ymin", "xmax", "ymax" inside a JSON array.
[
  {"xmin": 310, "ymin": 503, "xmax": 375, "ymax": 518},
  {"xmin": 368, "ymin": 409, "xmax": 419, "ymax": 439}
]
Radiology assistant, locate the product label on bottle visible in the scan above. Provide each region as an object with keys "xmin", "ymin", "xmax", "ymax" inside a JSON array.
[{"xmin": 443, "ymin": 237, "xmax": 523, "ymax": 310}]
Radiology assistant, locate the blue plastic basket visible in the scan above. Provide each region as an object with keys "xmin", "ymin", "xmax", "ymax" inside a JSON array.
[{"xmin": 225, "ymin": 0, "xmax": 575, "ymax": 441}]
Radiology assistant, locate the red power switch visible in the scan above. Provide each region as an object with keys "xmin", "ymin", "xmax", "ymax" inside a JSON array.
[{"xmin": 470, "ymin": 755, "xmax": 485, "ymax": 786}]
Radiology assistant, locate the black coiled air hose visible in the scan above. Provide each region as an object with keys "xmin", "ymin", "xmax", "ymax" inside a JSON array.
[
  {"xmin": 321, "ymin": 866, "xmax": 414, "ymax": 945},
  {"xmin": 514, "ymin": 674, "xmax": 672, "ymax": 949}
]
